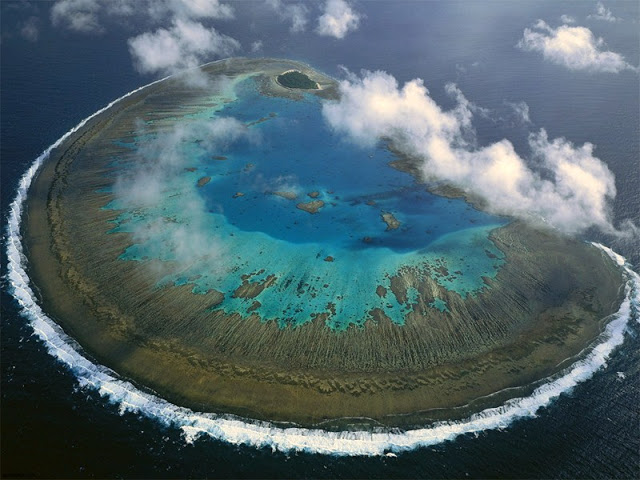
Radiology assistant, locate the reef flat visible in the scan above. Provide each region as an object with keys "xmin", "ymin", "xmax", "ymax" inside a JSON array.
[
  {"xmin": 297, "ymin": 199, "xmax": 325, "ymax": 214},
  {"xmin": 24, "ymin": 58, "xmax": 624, "ymax": 428}
]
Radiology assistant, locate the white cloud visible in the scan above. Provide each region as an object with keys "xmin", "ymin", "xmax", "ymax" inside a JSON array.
[
  {"xmin": 128, "ymin": 19, "xmax": 240, "ymax": 79},
  {"xmin": 177, "ymin": 0, "xmax": 233, "ymax": 19},
  {"xmin": 316, "ymin": 0, "xmax": 361, "ymax": 39},
  {"xmin": 113, "ymin": 117, "xmax": 258, "ymax": 270},
  {"xmin": 560, "ymin": 14, "xmax": 575, "ymax": 24},
  {"xmin": 20, "ymin": 16, "xmax": 40, "ymax": 42},
  {"xmin": 50, "ymin": 0, "xmax": 234, "ymax": 33},
  {"xmin": 51, "ymin": 0, "xmax": 103, "ymax": 33},
  {"xmin": 266, "ymin": 0, "xmax": 308, "ymax": 33},
  {"xmin": 104, "ymin": 0, "xmax": 136, "ymax": 16},
  {"xmin": 505, "ymin": 100, "xmax": 531, "ymax": 124},
  {"xmin": 518, "ymin": 20, "xmax": 635, "ymax": 73},
  {"xmin": 251, "ymin": 40, "xmax": 263, "ymax": 53},
  {"xmin": 588, "ymin": 2, "xmax": 620, "ymax": 22},
  {"xmin": 322, "ymin": 70, "xmax": 619, "ymax": 235},
  {"xmin": 50, "ymin": 0, "xmax": 240, "ymax": 84},
  {"xmin": 148, "ymin": 0, "xmax": 234, "ymax": 22}
]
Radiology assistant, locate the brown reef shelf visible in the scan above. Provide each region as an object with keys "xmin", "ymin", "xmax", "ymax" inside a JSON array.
[{"xmin": 297, "ymin": 200, "xmax": 325, "ymax": 214}]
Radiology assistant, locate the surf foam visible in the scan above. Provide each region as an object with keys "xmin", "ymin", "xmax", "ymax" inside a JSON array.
[{"xmin": 4, "ymin": 79, "xmax": 639, "ymax": 456}]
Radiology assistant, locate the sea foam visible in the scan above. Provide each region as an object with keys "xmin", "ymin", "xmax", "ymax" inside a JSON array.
[{"xmin": 5, "ymin": 78, "xmax": 640, "ymax": 456}]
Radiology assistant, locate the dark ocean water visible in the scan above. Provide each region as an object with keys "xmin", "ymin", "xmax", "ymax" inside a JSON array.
[{"xmin": 2, "ymin": 1, "xmax": 639, "ymax": 478}]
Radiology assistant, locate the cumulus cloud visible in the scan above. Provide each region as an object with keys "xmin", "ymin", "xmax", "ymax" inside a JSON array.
[
  {"xmin": 518, "ymin": 20, "xmax": 635, "ymax": 73},
  {"xmin": 50, "ymin": 0, "xmax": 240, "ymax": 83},
  {"xmin": 128, "ymin": 18, "xmax": 240, "ymax": 82},
  {"xmin": 50, "ymin": 1, "xmax": 241, "ymax": 86},
  {"xmin": 113, "ymin": 117, "xmax": 258, "ymax": 271},
  {"xmin": 322, "ymin": 70, "xmax": 620, "ymax": 235},
  {"xmin": 588, "ymin": 2, "xmax": 620, "ymax": 22},
  {"xmin": 266, "ymin": 0, "xmax": 308, "ymax": 33},
  {"xmin": 560, "ymin": 14, "xmax": 575, "ymax": 24},
  {"xmin": 316, "ymin": 0, "xmax": 361, "ymax": 39}
]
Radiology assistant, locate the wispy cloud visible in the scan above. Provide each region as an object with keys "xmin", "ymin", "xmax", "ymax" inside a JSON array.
[
  {"xmin": 51, "ymin": 0, "xmax": 103, "ymax": 33},
  {"xmin": 251, "ymin": 40, "xmax": 263, "ymax": 53},
  {"xmin": 505, "ymin": 100, "xmax": 531, "ymax": 124},
  {"xmin": 50, "ymin": 0, "xmax": 234, "ymax": 34},
  {"xmin": 560, "ymin": 14, "xmax": 575, "ymax": 24},
  {"xmin": 518, "ymin": 20, "xmax": 635, "ymax": 73},
  {"xmin": 588, "ymin": 2, "xmax": 620, "ymax": 22},
  {"xmin": 113, "ymin": 117, "xmax": 258, "ymax": 271},
  {"xmin": 50, "ymin": 0, "xmax": 240, "ymax": 84},
  {"xmin": 316, "ymin": 0, "xmax": 361, "ymax": 39},
  {"xmin": 323, "ymin": 70, "xmax": 621, "ymax": 235},
  {"xmin": 266, "ymin": 0, "xmax": 308, "ymax": 33},
  {"xmin": 20, "ymin": 16, "xmax": 40, "ymax": 42},
  {"xmin": 143, "ymin": 0, "xmax": 234, "ymax": 23}
]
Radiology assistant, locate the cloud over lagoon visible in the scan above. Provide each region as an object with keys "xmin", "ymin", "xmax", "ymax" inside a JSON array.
[
  {"xmin": 112, "ymin": 117, "xmax": 259, "ymax": 272},
  {"xmin": 323, "ymin": 70, "xmax": 619, "ymax": 236}
]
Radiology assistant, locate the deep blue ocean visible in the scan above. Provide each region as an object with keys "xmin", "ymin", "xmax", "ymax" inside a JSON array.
[{"xmin": 2, "ymin": 1, "xmax": 639, "ymax": 477}]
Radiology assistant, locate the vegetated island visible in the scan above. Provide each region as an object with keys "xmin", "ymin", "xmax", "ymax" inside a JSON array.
[{"xmin": 276, "ymin": 70, "xmax": 319, "ymax": 90}]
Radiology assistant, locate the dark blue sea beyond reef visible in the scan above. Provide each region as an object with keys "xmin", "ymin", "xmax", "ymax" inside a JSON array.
[{"xmin": 2, "ymin": 1, "xmax": 639, "ymax": 477}]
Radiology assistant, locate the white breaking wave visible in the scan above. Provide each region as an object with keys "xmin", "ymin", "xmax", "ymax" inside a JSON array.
[
  {"xmin": 4, "ymin": 80, "xmax": 640, "ymax": 457},
  {"xmin": 592, "ymin": 242, "xmax": 627, "ymax": 268}
]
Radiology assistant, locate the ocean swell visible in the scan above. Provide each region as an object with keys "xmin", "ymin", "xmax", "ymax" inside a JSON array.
[{"xmin": 4, "ymin": 81, "xmax": 640, "ymax": 457}]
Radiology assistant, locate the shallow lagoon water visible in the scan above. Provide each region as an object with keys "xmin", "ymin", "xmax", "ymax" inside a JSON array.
[{"xmin": 106, "ymin": 77, "xmax": 505, "ymax": 330}]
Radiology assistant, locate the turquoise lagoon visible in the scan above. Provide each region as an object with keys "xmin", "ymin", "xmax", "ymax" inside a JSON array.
[{"xmin": 105, "ymin": 77, "xmax": 507, "ymax": 330}]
